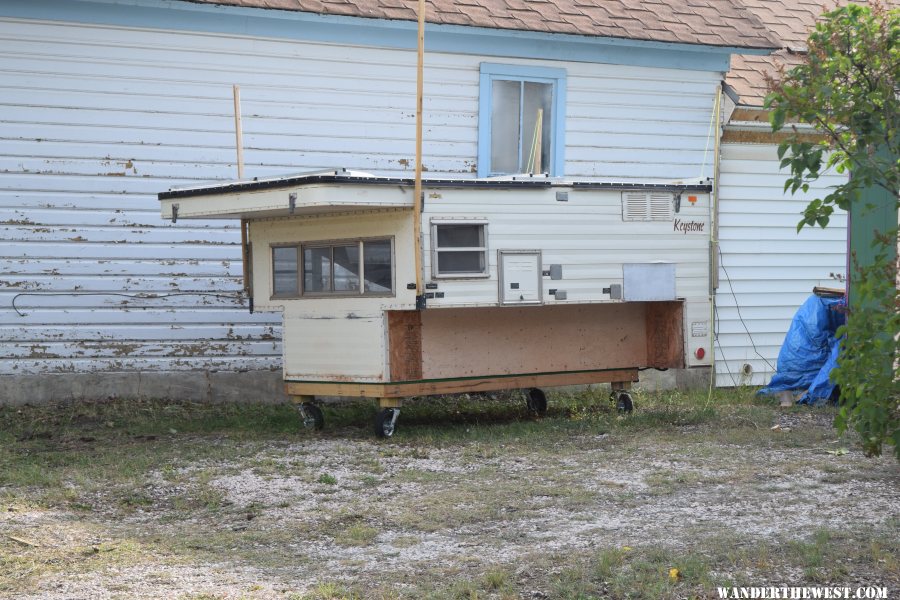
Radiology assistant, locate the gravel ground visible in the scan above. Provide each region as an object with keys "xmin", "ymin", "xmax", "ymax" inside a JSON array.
[{"xmin": 2, "ymin": 400, "xmax": 898, "ymax": 599}]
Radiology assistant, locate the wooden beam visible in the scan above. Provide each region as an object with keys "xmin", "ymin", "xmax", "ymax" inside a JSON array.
[
  {"xmin": 284, "ymin": 368, "xmax": 640, "ymax": 399},
  {"xmin": 412, "ymin": 0, "xmax": 425, "ymax": 299}
]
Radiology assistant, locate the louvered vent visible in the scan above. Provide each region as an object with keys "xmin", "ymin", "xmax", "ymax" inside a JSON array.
[{"xmin": 622, "ymin": 192, "xmax": 674, "ymax": 221}]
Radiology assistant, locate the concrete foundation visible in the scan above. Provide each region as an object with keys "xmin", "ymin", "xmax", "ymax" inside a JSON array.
[
  {"xmin": 0, "ymin": 367, "xmax": 711, "ymax": 406},
  {"xmin": 0, "ymin": 370, "xmax": 288, "ymax": 406},
  {"xmin": 636, "ymin": 367, "xmax": 712, "ymax": 392}
]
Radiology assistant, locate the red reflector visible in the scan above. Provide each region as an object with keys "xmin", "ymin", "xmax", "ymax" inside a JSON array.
[
  {"xmin": 695, "ymin": 348, "xmax": 706, "ymax": 360},
  {"xmin": 688, "ymin": 195, "xmax": 698, "ymax": 204}
]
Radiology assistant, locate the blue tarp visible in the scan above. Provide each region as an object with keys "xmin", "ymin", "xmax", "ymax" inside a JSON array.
[{"xmin": 758, "ymin": 295, "xmax": 845, "ymax": 405}]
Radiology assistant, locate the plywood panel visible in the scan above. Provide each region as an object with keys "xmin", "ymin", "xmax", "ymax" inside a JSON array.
[
  {"xmin": 645, "ymin": 301, "xmax": 684, "ymax": 369},
  {"xmin": 387, "ymin": 310, "xmax": 422, "ymax": 381},
  {"xmin": 419, "ymin": 304, "xmax": 648, "ymax": 379}
]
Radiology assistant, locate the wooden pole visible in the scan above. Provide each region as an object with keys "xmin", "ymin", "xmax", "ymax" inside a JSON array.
[
  {"xmin": 233, "ymin": 85, "xmax": 250, "ymax": 297},
  {"xmin": 413, "ymin": 0, "xmax": 425, "ymax": 302},
  {"xmin": 233, "ymin": 84, "xmax": 245, "ymax": 180}
]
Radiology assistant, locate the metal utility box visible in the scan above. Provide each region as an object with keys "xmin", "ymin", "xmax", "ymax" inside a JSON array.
[{"xmin": 159, "ymin": 170, "xmax": 713, "ymax": 436}]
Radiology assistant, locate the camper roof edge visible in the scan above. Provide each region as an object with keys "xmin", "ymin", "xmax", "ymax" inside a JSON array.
[{"xmin": 158, "ymin": 172, "xmax": 712, "ymax": 201}]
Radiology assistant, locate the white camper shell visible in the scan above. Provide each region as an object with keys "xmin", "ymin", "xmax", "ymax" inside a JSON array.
[{"xmin": 159, "ymin": 170, "xmax": 713, "ymax": 436}]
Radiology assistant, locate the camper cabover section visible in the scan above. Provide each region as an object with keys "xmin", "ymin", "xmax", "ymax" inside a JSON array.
[{"xmin": 160, "ymin": 170, "xmax": 713, "ymax": 435}]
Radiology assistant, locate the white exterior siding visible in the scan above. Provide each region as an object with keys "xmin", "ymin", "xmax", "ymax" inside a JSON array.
[
  {"xmin": 715, "ymin": 142, "xmax": 847, "ymax": 387},
  {"xmin": 0, "ymin": 16, "xmax": 722, "ymax": 380}
]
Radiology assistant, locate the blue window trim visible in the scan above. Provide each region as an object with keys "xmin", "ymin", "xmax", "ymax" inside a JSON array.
[
  {"xmin": 1, "ymin": 0, "xmax": 763, "ymax": 73},
  {"xmin": 478, "ymin": 63, "xmax": 567, "ymax": 178}
]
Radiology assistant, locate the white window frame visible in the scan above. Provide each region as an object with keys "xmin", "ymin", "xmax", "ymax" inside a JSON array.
[
  {"xmin": 430, "ymin": 219, "xmax": 490, "ymax": 279},
  {"xmin": 477, "ymin": 63, "xmax": 567, "ymax": 178}
]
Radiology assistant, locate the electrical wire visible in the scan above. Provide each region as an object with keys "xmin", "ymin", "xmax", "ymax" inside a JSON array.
[
  {"xmin": 11, "ymin": 291, "xmax": 246, "ymax": 317},
  {"xmin": 716, "ymin": 244, "xmax": 777, "ymax": 374},
  {"xmin": 714, "ymin": 302, "xmax": 739, "ymax": 387}
]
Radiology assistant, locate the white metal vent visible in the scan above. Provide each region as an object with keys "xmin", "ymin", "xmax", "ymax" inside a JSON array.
[{"xmin": 622, "ymin": 192, "xmax": 674, "ymax": 221}]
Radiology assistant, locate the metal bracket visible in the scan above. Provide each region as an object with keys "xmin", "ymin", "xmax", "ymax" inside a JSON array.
[
  {"xmin": 171, "ymin": 204, "xmax": 179, "ymax": 223},
  {"xmin": 289, "ymin": 193, "xmax": 297, "ymax": 214}
]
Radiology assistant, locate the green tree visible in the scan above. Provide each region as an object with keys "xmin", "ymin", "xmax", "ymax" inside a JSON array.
[{"xmin": 766, "ymin": 1, "xmax": 899, "ymax": 458}]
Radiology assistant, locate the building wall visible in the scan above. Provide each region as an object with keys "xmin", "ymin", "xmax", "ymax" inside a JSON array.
[
  {"xmin": 0, "ymin": 11, "xmax": 723, "ymax": 400},
  {"xmin": 715, "ymin": 141, "xmax": 847, "ymax": 387}
]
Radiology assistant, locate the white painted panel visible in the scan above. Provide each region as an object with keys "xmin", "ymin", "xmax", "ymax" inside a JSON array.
[{"xmin": 715, "ymin": 142, "xmax": 847, "ymax": 387}]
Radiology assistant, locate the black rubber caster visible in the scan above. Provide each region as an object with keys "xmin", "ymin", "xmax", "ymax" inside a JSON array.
[
  {"xmin": 375, "ymin": 408, "xmax": 399, "ymax": 438},
  {"xmin": 526, "ymin": 388, "xmax": 548, "ymax": 416},
  {"xmin": 298, "ymin": 402, "xmax": 324, "ymax": 431},
  {"xmin": 614, "ymin": 391, "xmax": 634, "ymax": 414}
]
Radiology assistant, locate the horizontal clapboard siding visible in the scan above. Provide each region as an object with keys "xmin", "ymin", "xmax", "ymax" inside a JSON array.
[
  {"xmin": 0, "ymin": 14, "xmax": 721, "ymax": 376},
  {"xmin": 715, "ymin": 142, "xmax": 847, "ymax": 387}
]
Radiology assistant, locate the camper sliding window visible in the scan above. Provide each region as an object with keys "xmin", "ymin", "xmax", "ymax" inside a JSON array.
[
  {"xmin": 431, "ymin": 221, "xmax": 489, "ymax": 278},
  {"xmin": 270, "ymin": 238, "xmax": 394, "ymax": 298}
]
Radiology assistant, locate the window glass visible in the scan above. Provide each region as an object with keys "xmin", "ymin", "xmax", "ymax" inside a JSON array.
[
  {"xmin": 363, "ymin": 239, "xmax": 393, "ymax": 293},
  {"xmin": 437, "ymin": 251, "xmax": 485, "ymax": 274},
  {"xmin": 303, "ymin": 247, "xmax": 332, "ymax": 293},
  {"xmin": 433, "ymin": 223, "xmax": 487, "ymax": 276},
  {"xmin": 332, "ymin": 244, "xmax": 360, "ymax": 292},
  {"xmin": 491, "ymin": 79, "xmax": 521, "ymax": 174},
  {"xmin": 436, "ymin": 224, "xmax": 484, "ymax": 248},
  {"xmin": 272, "ymin": 246, "xmax": 298, "ymax": 297}
]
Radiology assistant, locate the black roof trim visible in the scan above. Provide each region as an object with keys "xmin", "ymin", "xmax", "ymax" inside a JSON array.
[
  {"xmin": 158, "ymin": 173, "xmax": 712, "ymax": 200},
  {"xmin": 158, "ymin": 174, "xmax": 552, "ymax": 200},
  {"xmin": 570, "ymin": 181, "xmax": 712, "ymax": 192}
]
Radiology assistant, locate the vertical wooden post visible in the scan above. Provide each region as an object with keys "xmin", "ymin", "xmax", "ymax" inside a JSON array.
[
  {"xmin": 234, "ymin": 85, "xmax": 250, "ymax": 297},
  {"xmin": 413, "ymin": 0, "xmax": 425, "ymax": 302},
  {"xmin": 233, "ymin": 84, "xmax": 245, "ymax": 180}
]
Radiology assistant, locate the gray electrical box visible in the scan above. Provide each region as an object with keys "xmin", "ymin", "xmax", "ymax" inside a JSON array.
[
  {"xmin": 549, "ymin": 264, "xmax": 563, "ymax": 280},
  {"xmin": 608, "ymin": 283, "xmax": 622, "ymax": 299},
  {"xmin": 554, "ymin": 289, "xmax": 567, "ymax": 300}
]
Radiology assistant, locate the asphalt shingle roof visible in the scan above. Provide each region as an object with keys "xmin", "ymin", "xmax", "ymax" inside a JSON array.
[
  {"xmin": 186, "ymin": 0, "xmax": 779, "ymax": 49},
  {"xmin": 726, "ymin": 0, "xmax": 897, "ymax": 107}
]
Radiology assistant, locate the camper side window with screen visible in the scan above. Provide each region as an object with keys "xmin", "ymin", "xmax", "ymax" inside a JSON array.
[
  {"xmin": 432, "ymin": 222, "xmax": 488, "ymax": 277},
  {"xmin": 272, "ymin": 246, "xmax": 299, "ymax": 297},
  {"xmin": 272, "ymin": 239, "xmax": 393, "ymax": 298},
  {"xmin": 478, "ymin": 63, "xmax": 566, "ymax": 177}
]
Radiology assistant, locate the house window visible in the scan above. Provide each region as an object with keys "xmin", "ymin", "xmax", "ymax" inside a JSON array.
[
  {"xmin": 271, "ymin": 238, "xmax": 394, "ymax": 298},
  {"xmin": 478, "ymin": 63, "xmax": 566, "ymax": 177},
  {"xmin": 432, "ymin": 220, "xmax": 488, "ymax": 277}
]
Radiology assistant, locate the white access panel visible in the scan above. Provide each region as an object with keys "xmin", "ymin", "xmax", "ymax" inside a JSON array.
[
  {"xmin": 499, "ymin": 251, "xmax": 542, "ymax": 305},
  {"xmin": 623, "ymin": 263, "xmax": 677, "ymax": 301}
]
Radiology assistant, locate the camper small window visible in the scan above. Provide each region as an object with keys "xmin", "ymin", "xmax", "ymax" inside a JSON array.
[
  {"xmin": 272, "ymin": 246, "xmax": 299, "ymax": 297},
  {"xmin": 478, "ymin": 64, "xmax": 566, "ymax": 177},
  {"xmin": 300, "ymin": 238, "xmax": 394, "ymax": 296},
  {"xmin": 432, "ymin": 222, "xmax": 488, "ymax": 277}
]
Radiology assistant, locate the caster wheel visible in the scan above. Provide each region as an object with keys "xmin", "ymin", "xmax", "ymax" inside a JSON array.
[
  {"xmin": 615, "ymin": 392, "xmax": 634, "ymax": 414},
  {"xmin": 526, "ymin": 388, "xmax": 548, "ymax": 416},
  {"xmin": 298, "ymin": 402, "xmax": 324, "ymax": 431},
  {"xmin": 375, "ymin": 408, "xmax": 399, "ymax": 438}
]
